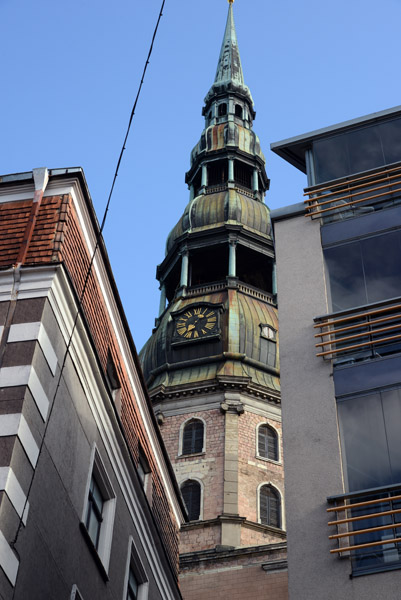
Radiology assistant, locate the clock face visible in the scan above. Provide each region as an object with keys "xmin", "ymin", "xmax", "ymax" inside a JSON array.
[{"xmin": 175, "ymin": 307, "xmax": 218, "ymax": 340}]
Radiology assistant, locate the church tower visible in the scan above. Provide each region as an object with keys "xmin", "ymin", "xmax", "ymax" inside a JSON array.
[{"xmin": 141, "ymin": 2, "xmax": 287, "ymax": 597}]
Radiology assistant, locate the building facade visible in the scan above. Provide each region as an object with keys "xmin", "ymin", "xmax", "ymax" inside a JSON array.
[
  {"xmin": 0, "ymin": 167, "xmax": 185, "ymax": 599},
  {"xmin": 140, "ymin": 3, "xmax": 287, "ymax": 599},
  {"xmin": 271, "ymin": 105, "xmax": 401, "ymax": 599}
]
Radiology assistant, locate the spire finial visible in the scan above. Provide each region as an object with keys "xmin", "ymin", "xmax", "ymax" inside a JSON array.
[{"xmin": 228, "ymin": 0, "xmax": 234, "ymax": 4}]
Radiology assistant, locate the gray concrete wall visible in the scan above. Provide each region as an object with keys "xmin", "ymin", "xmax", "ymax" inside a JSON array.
[{"xmin": 274, "ymin": 213, "xmax": 401, "ymax": 599}]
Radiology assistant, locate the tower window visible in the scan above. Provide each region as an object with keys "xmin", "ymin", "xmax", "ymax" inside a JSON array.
[
  {"xmin": 182, "ymin": 419, "xmax": 204, "ymax": 455},
  {"xmin": 258, "ymin": 424, "xmax": 279, "ymax": 461},
  {"xmin": 259, "ymin": 484, "xmax": 281, "ymax": 528},
  {"xmin": 235, "ymin": 104, "xmax": 243, "ymax": 118},
  {"xmin": 234, "ymin": 162, "xmax": 253, "ymax": 189},
  {"xmin": 181, "ymin": 479, "xmax": 201, "ymax": 521},
  {"xmin": 218, "ymin": 103, "xmax": 227, "ymax": 116},
  {"xmin": 208, "ymin": 159, "xmax": 228, "ymax": 186}
]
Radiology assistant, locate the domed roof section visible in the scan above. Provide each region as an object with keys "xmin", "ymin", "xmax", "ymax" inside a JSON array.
[
  {"xmin": 166, "ymin": 188, "xmax": 271, "ymax": 254},
  {"xmin": 139, "ymin": 289, "xmax": 280, "ymax": 395},
  {"xmin": 190, "ymin": 123, "xmax": 265, "ymax": 167}
]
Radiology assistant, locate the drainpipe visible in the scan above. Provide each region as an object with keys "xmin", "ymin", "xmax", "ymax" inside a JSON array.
[{"xmin": 15, "ymin": 168, "xmax": 49, "ymax": 266}]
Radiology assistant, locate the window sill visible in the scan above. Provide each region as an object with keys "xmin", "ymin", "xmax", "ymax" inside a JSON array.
[
  {"xmin": 256, "ymin": 455, "xmax": 281, "ymax": 466},
  {"xmin": 177, "ymin": 452, "xmax": 206, "ymax": 459},
  {"xmin": 79, "ymin": 522, "xmax": 109, "ymax": 582}
]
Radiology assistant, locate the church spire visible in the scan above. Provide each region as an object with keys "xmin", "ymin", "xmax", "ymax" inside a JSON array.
[
  {"xmin": 204, "ymin": 1, "xmax": 254, "ymax": 114},
  {"xmin": 214, "ymin": 1, "xmax": 244, "ymax": 88}
]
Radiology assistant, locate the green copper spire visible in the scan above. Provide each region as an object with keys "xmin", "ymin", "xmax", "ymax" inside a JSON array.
[
  {"xmin": 214, "ymin": 2, "xmax": 244, "ymax": 87},
  {"xmin": 204, "ymin": 1, "xmax": 253, "ymax": 110}
]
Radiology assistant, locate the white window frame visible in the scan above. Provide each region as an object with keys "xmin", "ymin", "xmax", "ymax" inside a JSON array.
[
  {"xmin": 71, "ymin": 584, "xmax": 84, "ymax": 600},
  {"xmin": 82, "ymin": 445, "xmax": 116, "ymax": 573},
  {"xmin": 257, "ymin": 481, "xmax": 285, "ymax": 530},
  {"xmin": 178, "ymin": 416, "xmax": 206, "ymax": 457},
  {"xmin": 256, "ymin": 422, "xmax": 281, "ymax": 464},
  {"xmin": 123, "ymin": 536, "xmax": 149, "ymax": 600}
]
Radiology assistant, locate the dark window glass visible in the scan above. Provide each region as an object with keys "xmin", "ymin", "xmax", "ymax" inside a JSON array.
[
  {"xmin": 337, "ymin": 388, "xmax": 401, "ymax": 491},
  {"xmin": 208, "ymin": 159, "xmax": 228, "ymax": 186},
  {"xmin": 313, "ymin": 136, "xmax": 350, "ymax": 183},
  {"xmin": 381, "ymin": 118, "xmax": 401, "ymax": 165},
  {"xmin": 218, "ymin": 103, "xmax": 227, "ymax": 116},
  {"xmin": 325, "ymin": 230, "xmax": 401, "ymax": 311},
  {"xmin": 347, "ymin": 126, "xmax": 384, "ymax": 175},
  {"xmin": 127, "ymin": 569, "xmax": 138, "ymax": 600},
  {"xmin": 182, "ymin": 420, "xmax": 204, "ymax": 455},
  {"xmin": 181, "ymin": 480, "xmax": 201, "ymax": 521},
  {"xmin": 85, "ymin": 476, "xmax": 104, "ymax": 549},
  {"xmin": 235, "ymin": 104, "xmax": 243, "ymax": 118},
  {"xmin": 260, "ymin": 485, "xmax": 280, "ymax": 528},
  {"xmin": 258, "ymin": 425, "xmax": 278, "ymax": 461},
  {"xmin": 234, "ymin": 162, "xmax": 252, "ymax": 189}
]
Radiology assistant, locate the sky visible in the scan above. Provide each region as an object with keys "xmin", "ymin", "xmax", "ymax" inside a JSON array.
[{"xmin": 1, "ymin": 0, "xmax": 401, "ymax": 350}]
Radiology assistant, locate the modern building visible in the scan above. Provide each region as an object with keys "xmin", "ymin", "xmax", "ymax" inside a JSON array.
[
  {"xmin": 0, "ymin": 167, "xmax": 185, "ymax": 599},
  {"xmin": 271, "ymin": 105, "xmax": 401, "ymax": 599},
  {"xmin": 140, "ymin": 3, "xmax": 288, "ymax": 599}
]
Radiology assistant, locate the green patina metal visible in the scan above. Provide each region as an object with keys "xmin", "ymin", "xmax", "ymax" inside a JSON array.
[{"xmin": 140, "ymin": 3, "xmax": 280, "ymax": 403}]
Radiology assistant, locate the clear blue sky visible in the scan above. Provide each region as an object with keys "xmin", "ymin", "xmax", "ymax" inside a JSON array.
[{"xmin": 1, "ymin": 0, "xmax": 401, "ymax": 350}]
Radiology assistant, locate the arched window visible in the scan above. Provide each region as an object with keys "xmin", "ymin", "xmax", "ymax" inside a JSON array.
[
  {"xmin": 218, "ymin": 103, "xmax": 227, "ymax": 116},
  {"xmin": 182, "ymin": 419, "xmax": 204, "ymax": 455},
  {"xmin": 181, "ymin": 480, "xmax": 201, "ymax": 521},
  {"xmin": 260, "ymin": 484, "xmax": 281, "ymax": 528},
  {"xmin": 235, "ymin": 104, "xmax": 243, "ymax": 118},
  {"xmin": 258, "ymin": 424, "xmax": 278, "ymax": 461}
]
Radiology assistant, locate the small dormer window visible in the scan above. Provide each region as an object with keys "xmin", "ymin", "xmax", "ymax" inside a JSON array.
[
  {"xmin": 218, "ymin": 103, "xmax": 227, "ymax": 116},
  {"xmin": 235, "ymin": 104, "xmax": 243, "ymax": 118}
]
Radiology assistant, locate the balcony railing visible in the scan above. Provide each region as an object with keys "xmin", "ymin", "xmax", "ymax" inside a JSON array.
[
  {"xmin": 304, "ymin": 163, "xmax": 401, "ymax": 221},
  {"xmin": 314, "ymin": 298, "xmax": 401, "ymax": 362},
  {"xmin": 327, "ymin": 484, "xmax": 401, "ymax": 575}
]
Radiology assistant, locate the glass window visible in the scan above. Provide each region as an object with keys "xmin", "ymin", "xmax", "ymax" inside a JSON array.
[
  {"xmin": 258, "ymin": 425, "xmax": 278, "ymax": 461},
  {"xmin": 260, "ymin": 485, "xmax": 280, "ymax": 528},
  {"xmin": 218, "ymin": 103, "xmax": 227, "ymax": 116},
  {"xmin": 181, "ymin": 480, "xmax": 201, "ymax": 521},
  {"xmin": 347, "ymin": 126, "xmax": 384, "ymax": 175},
  {"xmin": 127, "ymin": 568, "xmax": 139, "ymax": 600},
  {"xmin": 337, "ymin": 388, "xmax": 401, "ymax": 492},
  {"xmin": 182, "ymin": 419, "xmax": 204, "ymax": 455},
  {"xmin": 85, "ymin": 476, "xmax": 104, "ymax": 549},
  {"xmin": 381, "ymin": 118, "xmax": 401, "ymax": 165},
  {"xmin": 324, "ymin": 230, "xmax": 401, "ymax": 311}
]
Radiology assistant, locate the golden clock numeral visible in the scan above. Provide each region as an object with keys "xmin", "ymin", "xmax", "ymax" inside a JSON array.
[
  {"xmin": 206, "ymin": 312, "xmax": 215, "ymax": 318},
  {"xmin": 207, "ymin": 317, "xmax": 216, "ymax": 322},
  {"xmin": 202, "ymin": 329, "xmax": 207, "ymax": 334},
  {"xmin": 194, "ymin": 308, "xmax": 201, "ymax": 315},
  {"xmin": 177, "ymin": 328, "xmax": 186, "ymax": 335},
  {"xmin": 194, "ymin": 331, "xmax": 199, "ymax": 338},
  {"xmin": 185, "ymin": 311, "xmax": 192, "ymax": 318},
  {"xmin": 185, "ymin": 332, "xmax": 192, "ymax": 338},
  {"xmin": 205, "ymin": 323, "xmax": 215, "ymax": 330}
]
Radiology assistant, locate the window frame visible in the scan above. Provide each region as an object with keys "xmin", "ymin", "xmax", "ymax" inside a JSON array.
[
  {"xmin": 70, "ymin": 585, "xmax": 84, "ymax": 600},
  {"xmin": 82, "ymin": 446, "xmax": 116, "ymax": 573},
  {"xmin": 123, "ymin": 536, "xmax": 149, "ymax": 600},
  {"xmin": 180, "ymin": 478, "xmax": 203, "ymax": 521},
  {"xmin": 258, "ymin": 482, "xmax": 284, "ymax": 530},
  {"xmin": 178, "ymin": 417, "xmax": 206, "ymax": 457},
  {"xmin": 256, "ymin": 422, "xmax": 280, "ymax": 464}
]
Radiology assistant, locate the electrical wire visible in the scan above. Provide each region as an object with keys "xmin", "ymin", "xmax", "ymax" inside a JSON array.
[{"xmin": 10, "ymin": 0, "xmax": 166, "ymax": 585}]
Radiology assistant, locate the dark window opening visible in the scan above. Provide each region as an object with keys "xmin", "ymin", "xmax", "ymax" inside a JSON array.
[
  {"xmin": 234, "ymin": 162, "xmax": 253, "ymax": 189},
  {"xmin": 260, "ymin": 485, "xmax": 280, "ymax": 528},
  {"xmin": 182, "ymin": 419, "xmax": 204, "ymax": 455},
  {"xmin": 235, "ymin": 104, "xmax": 243, "ymax": 118},
  {"xmin": 218, "ymin": 103, "xmax": 227, "ymax": 116},
  {"xmin": 85, "ymin": 476, "xmax": 104, "ymax": 549},
  {"xmin": 260, "ymin": 325, "xmax": 277, "ymax": 367},
  {"xmin": 192, "ymin": 169, "xmax": 202, "ymax": 197},
  {"xmin": 181, "ymin": 480, "xmax": 201, "ymax": 521},
  {"xmin": 236, "ymin": 246, "xmax": 273, "ymax": 293},
  {"xmin": 208, "ymin": 111, "xmax": 212, "ymax": 121},
  {"xmin": 165, "ymin": 261, "xmax": 181, "ymax": 303},
  {"xmin": 258, "ymin": 425, "xmax": 278, "ymax": 461},
  {"xmin": 190, "ymin": 245, "xmax": 227, "ymax": 287},
  {"xmin": 207, "ymin": 160, "xmax": 228, "ymax": 187}
]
